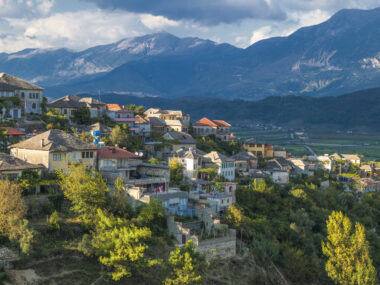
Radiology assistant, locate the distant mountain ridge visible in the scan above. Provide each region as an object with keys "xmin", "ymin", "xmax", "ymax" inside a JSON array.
[
  {"xmin": 0, "ymin": 8, "xmax": 379, "ymax": 99},
  {"xmin": 79, "ymin": 87, "xmax": 380, "ymax": 131}
]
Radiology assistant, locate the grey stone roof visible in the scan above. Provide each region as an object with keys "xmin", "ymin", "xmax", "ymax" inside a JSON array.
[
  {"xmin": 174, "ymin": 147, "xmax": 205, "ymax": 159},
  {"xmin": 231, "ymin": 151, "xmax": 257, "ymax": 161},
  {"xmin": 9, "ymin": 129, "xmax": 97, "ymax": 152},
  {"xmin": 164, "ymin": 131, "xmax": 196, "ymax": 144},
  {"xmin": 148, "ymin": 117, "xmax": 166, "ymax": 127},
  {"xmin": 203, "ymin": 151, "xmax": 234, "ymax": 163},
  {"xmin": 48, "ymin": 95, "xmax": 84, "ymax": 109},
  {"xmin": 0, "ymin": 73, "xmax": 43, "ymax": 91},
  {"xmin": 0, "ymin": 152, "xmax": 43, "ymax": 171}
]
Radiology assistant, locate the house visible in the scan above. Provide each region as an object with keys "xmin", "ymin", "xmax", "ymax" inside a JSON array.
[
  {"xmin": 357, "ymin": 178, "xmax": 380, "ymax": 193},
  {"xmin": 0, "ymin": 73, "xmax": 44, "ymax": 118},
  {"xmin": 145, "ymin": 108, "xmax": 190, "ymax": 132},
  {"xmin": 243, "ymin": 138, "xmax": 274, "ymax": 158},
  {"xmin": 48, "ymin": 95, "xmax": 105, "ymax": 120},
  {"xmin": 266, "ymin": 157, "xmax": 293, "ymax": 184},
  {"xmin": 193, "ymin": 118, "xmax": 232, "ymax": 141},
  {"xmin": 97, "ymin": 146, "xmax": 142, "ymax": 182},
  {"xmin": 84, "ymin": 122, "xmax": 113, "ymax": 137},
  {"xmin": 9, "ymin": 129, "xmax": 97, "ymax": 172},
  {"xmin": 202, "ymin": 151, "xmax": 235, "ymax": 181},
  {"xmin": 170, "ymin": 147, "xmax": 205, "ymax": 180},
  {"xmin": 231, "ymin": 151, "xmax": 257, "ymax": 175},
  {"xmin": 0, "ymin": 127, "xmax": 26, "ymax": 142},
  {"xmin": 148, "ymin": 117, "xmax": 166, "ymax": 134},
  {"xmin": 273, "ymin": 146, "xmax": 287, "ymax": 158},
  {"xmin": 135, "ymin": 115, "xmax": 151, "ymax": 140},
  {"xmin": 163, "ymin": 131, "xmax": 197, "ymax": 152},
  {"xmin": 0, "ymin": 152, "xmax": 43, "ymax": 181},
  {"xmin": 317, "ymin": 155, "xmax": 332, "ymax": 172},
  {"xmin": 200, "ymin": 192, "xmax": 233, "ymax": 214},
  {"xmin": 341, "ymin": 154, "xmax": 361, "ymax": 164},
  {"xmin": 105, "ymin": 104, "xmax": 122, "ymax": 119},
  {"xmin": 288, "ymin": 158, "xmax": 314, "ymax": 176},
  {"xmin": 359, "ymin": 165, "xmax": 372, "ymax": 177}
]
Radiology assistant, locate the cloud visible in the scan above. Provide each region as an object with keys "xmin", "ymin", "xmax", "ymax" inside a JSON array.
[
  {"xmin": 84, "ymin": 0, "xmax": 286, "ymax": 25},
  {"xmin": 0, "ymin": 0, "xmax": 55, "ymax": 17},
  {"xmin": 140, "ymin": 14, "xmax": 179, "ymax": 30}
]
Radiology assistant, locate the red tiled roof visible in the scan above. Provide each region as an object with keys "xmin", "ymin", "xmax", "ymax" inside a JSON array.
[
  {"xmin": 213, "ymin": 120, "xmax": 231, "ymax": 127},
  {"xmin": 106, "ymin": 104, "xmax": 121, "ymax": 110},
  {"xmin": 0, "ymin": 127, "xmax": 25, "ymax": 136},
  {"xmin": 97, "ymin": 146, "xmax": 138, "ymax": 159},
  {"xmin": 193, "ymin": 118, "xmax": 231, "ymax": 127}
]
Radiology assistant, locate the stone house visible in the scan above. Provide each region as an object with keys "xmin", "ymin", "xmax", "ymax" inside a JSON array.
[
  {"xmin": 202, "ymin": 151, "xmax": 235, "ymax": 181},
  {"xmin": 193, "ymin": 117, "xmax": 233, "ymax": 141},
  {"xmin": 145, "ymin": 108, "xmax": 190, "ymax": 132},
  {"xmin": 170, "ymin": 147, "xmax": 205, "ymax": 180},
  {"xmin": 9, "ymin": 129, "xmax": 97, "ymax": 173},
  {"xmin": 163, "ymin": 131, "xmax": 197, "ymax": 152},
  {"xmin": 0, "ymin": 152, "xmax": 43, "ymax": 181},
  {"xmin": 0, "ymin": 73, "xmax": 44, "ymax": 118},
  {"xmin": 231, "ymin": 151, "xmax": 257, "ymax": 175},
  {"xmin": 48, "ymin": 95, "xmax": 105, "ymax": 120}
]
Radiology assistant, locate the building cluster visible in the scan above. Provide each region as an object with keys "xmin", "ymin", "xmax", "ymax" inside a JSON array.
[{"xmin": 0, "ymin": 73, "xmax": 378, "ymax": 260}]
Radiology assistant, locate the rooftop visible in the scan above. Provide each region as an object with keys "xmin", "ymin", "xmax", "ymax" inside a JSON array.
[
  {"xmin": 193, "ymin": 117, "xmax": 231, "ymax": 128},
  {"xmin": 9, "ymin": 129, "xmax": 97, "ymax": 152},
  {"xmin": 97, "ymin": 146, "xmax": 138, "ymax": 159},
  {"xmin": 0, "ymin": 152, "xmax": 43, "ymax": 171},
  {"xmin": 203, "ymin": 151, "xmax": 234, "ymax": 163},
  {"xmin": 0, "ymin": 127, "xmax": 25, "ymax": 136},
  {"xmin": 164, "ymin": 131, "xmax": 196, "ymax": 144},
  {"xmin": 0, "ymin": 73, "xmax": 43, "ymax": 91}
]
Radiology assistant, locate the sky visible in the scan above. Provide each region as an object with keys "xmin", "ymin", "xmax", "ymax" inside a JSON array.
[{"xmin": 0, "ymin": 0, "xmax": 379, "ymax": 53}]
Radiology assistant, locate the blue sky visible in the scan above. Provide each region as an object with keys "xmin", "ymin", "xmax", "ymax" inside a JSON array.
[{"xmin": 0, "ymin": 0, "xmax": 378, "ymax": 52}]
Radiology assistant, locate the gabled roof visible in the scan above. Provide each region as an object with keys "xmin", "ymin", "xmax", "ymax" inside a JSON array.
[
  {"xmin": 97, "ymin": 146, "xmax": 138, "ymax": 159},
  {"xmin": 0, "ymin": 127, "xmax": 25, "ymax": 136},
  {"xmin": 203, "ymin": 151, "xmax": 234, "ymax": 163},
  {"xmin": 0, "ymin": 152, "xmax": 43, "ymax": 171},
  {"xmin": 193, "ymin": 117, "xmax": 218, "ymax": 127},
  {"xmin": 231, "ymin": 151, "xmax": 257, "ymax": 161},
  {"xmin": 148, "ymin": 117, "xmax": 166, "ymax": 127},
  {"xmin": 106, "ymin": 104, "xmax": 121, "ymax": 111},
  {"xmin": 341, "ymin": 154, "xmax": 361, "ymax": 161},
  {"xmin": 173, "ymin": 147, "xmax": 205, "ymax": 159},
  {"xmin": 48, "ymin": 95, "xmax": 84, "ymax": 109},
  {"xmin": 164, "ymin": 131, "xmax": 196, "ymax": 144},
  {"xmin": 0, "ymin": 73, "xmax": 44, "ymax": 91},
  {"xmin": 79, "ymin": 97, "xmax": 105, "ymax": 106},
  {"xmin": 193, "ymin": 117, "xmax": 231, "ymax": 128},
  {"xmin": 135, "ymin": 115, "xmax": 149, "ymax": 124},
  {"xmin": 9, "ymin": 129, "xmax": 97, "ymax": 152},
  {"xmin": 86, "ymin": 123, "xmax": 112, "ymax": 134},
  {"xmin": 266, "ymin": 158, "xmax": 293, "ymax": 170}
]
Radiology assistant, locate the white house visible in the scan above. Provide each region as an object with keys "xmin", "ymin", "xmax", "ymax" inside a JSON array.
[
  {"xmin": 0, "ymin": 73, "xmax": 44, "ymax": 118},
  {"xmin": 202, "ymin": 151, "xmax": 235, "ymax": 181},
  {"xmin": 170, "ymin": 147, "xmax": 205, "ymax": 180}
]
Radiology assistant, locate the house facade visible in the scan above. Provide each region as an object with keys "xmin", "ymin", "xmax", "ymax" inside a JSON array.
[
  {"xmin": 193, "ymin": 117, "xmax": 233, "ymax": 141},
  {"xmin": 202, "ymin": 151, "xmax": 235, "ymax": 181},
  {"xmin": 9, "ymin": 129, "xmax": 97, "ymax": 172},
  {"xmin": 163, "ymin": 131, "xmax": 197, "ymax": 152},
  {"xmin": 231, "ymin": 151, "xmax": 257, "ymax": 175},
  {"xmin": 0, "ymin": 73, "xmax": 44, "ymax": 118},
  {"xmin": 145, "ymin": 108, "xmax": 190, "ymax": 132},
  {"xmin": 243, "ymin": 138, "xmax": 274, "ymax": 158},
  {"xmin": 170, "ymin": 147, "xmax": 205, "ymax": 180}
]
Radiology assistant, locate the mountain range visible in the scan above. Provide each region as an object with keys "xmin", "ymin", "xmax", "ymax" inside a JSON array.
[{"xmin": 0, "ymin": 8, "xmax": 379, "ymax": 100}]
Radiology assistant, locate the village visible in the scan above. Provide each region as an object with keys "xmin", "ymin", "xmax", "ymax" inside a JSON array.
[{"xmin": 0, "ymin": 72, "xmax": 379, "ymax": 271}]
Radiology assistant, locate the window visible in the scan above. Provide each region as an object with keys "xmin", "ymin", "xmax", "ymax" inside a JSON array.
[
  {"xmin": 85, "ymin": 152, "xmax": 90, "ymax": 158},
  {"xmin": 89, "ymin": 152, "xmax": 93, "ymax": 158},
  {"xmin": 63, "ymin": 109, "xmax": 67, "ymax": 115},
  {"xmin": 82, "ymin": 152, "xmax": 85, "ymax": 159},
  {"xmin": 32, "ymin": 103, "xmax": 36, "ymax": 109},
  {"xmin": 21, "ymin": 92, "xmax": 24, "ymax": 98}
]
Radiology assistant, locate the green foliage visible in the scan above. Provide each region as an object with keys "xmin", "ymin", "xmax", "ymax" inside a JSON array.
[
  {"xmin": 58, "ymin": 164, "xmax": 109, "ymax": 225},
  {"xmin": 124, "ymin": 104, "xmax": 145, "ymax": 117},
  {"xmin": 72, "ymin": 106, "xmax": 91, "ymax": 125},
  {"xmin": 137, "ymin": 199, "xmax": 166, "ymax": 234},
  {"xmin": 18, "ymin": 169, "xmax": 40, "ymax": 193},
  {"xmin": 109, "ymin": 124, "xmax": 143, "ymax": 152},
  {"xmin": 48, "ymin": 210, "xmax": 61, "ymax": 231},
  {"xmin": 7, "ymin": 217, "xmax": 35, "ymax": 254},
  {"xmin": 42, "ymin": 108, "xmax": 69, "ymax": 130},
  {"xmin": 148, "ymin": 157, "xmax": 161, "ymax": 164},
  {"xmin": 164, "ymin": 240, "xmax": 207, "ymax": 285},
  {"xmin": 197, "ymin": 168, "xmax": 217, "ymax": 181},
  {"xmin": 196, "ymin": 135, "xmax": 242, "ymax": 156},
  {"xmin": 106, "ymin": 178, "xmax": 133, "ymax": 218},
  {"xmin": 92, "ymin": 209, "xmax": 159, "ymax": 281},
  {"xmin": 322, "ymin": 211, "xmax": 377, "ymax": 285},
  {"xmin": 170, "ymin": 157, "xmax": 183, "ymax": 185}
]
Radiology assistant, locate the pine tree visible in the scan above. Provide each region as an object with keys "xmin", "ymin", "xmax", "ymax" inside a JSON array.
[{"xmin": 322, "ymin": 211, "xmax": 377, "ymax": 285}]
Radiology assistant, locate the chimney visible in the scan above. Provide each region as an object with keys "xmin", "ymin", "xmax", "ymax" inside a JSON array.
[{"xmin": 41, "ymin": 139, "xmax": 45, "ymax": 147}]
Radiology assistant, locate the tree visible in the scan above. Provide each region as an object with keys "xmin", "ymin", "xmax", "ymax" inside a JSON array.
[
  {"xmin": 137, "ymin": 199, "xmax": 166, "ymax": 234},
  {"xmin": 164, "ymin": 240, "xmax": 207, "ymax": 285},
  {"xmin": 0, "ymin": 181, "xmax": 26, "ymax": 233},
  {"xmin": 42, "ymin": 108, "xmax": 69, "ymax": 130},
  {"xmin": 322, "ymin": 211, "xmax": 377, "ymax": 285},
  {"xmin": 72, "ymin": 106, "xmax": 91, "ymax": 125},
  {"xmin": 0, "ymin": 181, "xmax": 34, "ymax": 254},
  {"xmin": 59, "ymin": 164, "xmax": 109, "ymax": 225},
  {"xmin": 48, "ymin": 210, "xmax": 61, "ymax": 231},
  {"xmin": 170, "ymin": 157, "xmax": 183, "ymax": 185},
  {"xmin": 92, "ymin": 209, "xmax": 159, "ymax": 281},
  {"xmin": 18, "ymin": 169, "xmax": 40, "ymax": 193},
  {"xmin": 109, "ymin": 124, "xmax": 127, "ymax": 147},
  {"xmin": 148, "ymin": 158, "xmax": 161, "ymax": 165},
  {"xmin": 107, "ymin": 177, "xmax": 133, "ymax": 218}
]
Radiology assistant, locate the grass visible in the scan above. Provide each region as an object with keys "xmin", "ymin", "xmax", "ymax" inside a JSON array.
[{"xmin": 233, "ymin": 128, "xmax": 380, "ymax": 161}]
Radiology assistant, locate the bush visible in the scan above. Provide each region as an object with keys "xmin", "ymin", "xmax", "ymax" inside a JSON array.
[{"xmin": 48, "ymin": 211, "xmax": 61, "ymax": 231}]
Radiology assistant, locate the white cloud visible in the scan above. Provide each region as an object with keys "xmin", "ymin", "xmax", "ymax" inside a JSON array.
[
  {"xmin": 140, "ymin": 14, "xmax": 179, "ymax": 30},
  {"xmin": 0, "ymin": 0, "xmax": 55, "ymax": 17}
]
